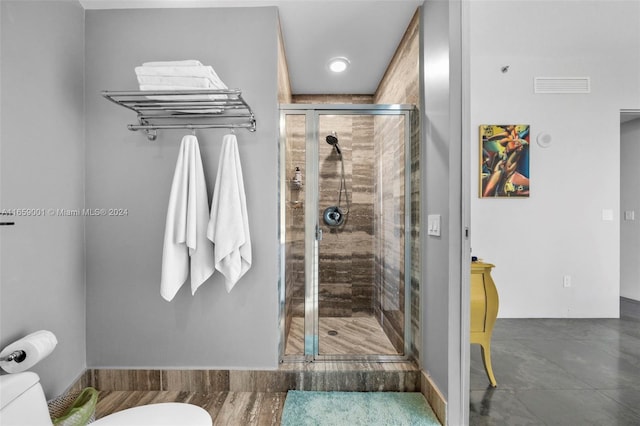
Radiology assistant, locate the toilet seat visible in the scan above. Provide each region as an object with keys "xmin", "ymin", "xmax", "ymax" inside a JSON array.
[{"xmin": 92, "ymin": 402, "xmax": 212, "ymax": 426}]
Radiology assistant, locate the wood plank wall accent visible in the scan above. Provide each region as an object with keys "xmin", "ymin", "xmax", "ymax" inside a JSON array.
[
  {"xmin": 277, "ymin": 16, "xmax": 292, "ymax": 104},
  {"xmin": 374, "ymin": 9, "xmax": 420, "ymax": 105},
  {"xmin": 81, "ymin": 365, "xmax": 421, "ymax": 393},
  {"xmin": 421, "ymin": 370, "xmax": 447, "ymax": 426},
  {"xmin": 292, "ymin": 95, "xmax": 373, "ymax": 104}
]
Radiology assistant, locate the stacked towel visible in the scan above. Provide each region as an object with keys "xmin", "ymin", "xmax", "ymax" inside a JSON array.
[
  {"xmin": 207, "ymin": 134, "xmax": 252, "ymax": 292},
  {"xmin": 135, "ymin": 60, "xmax": 228, "ymax": 101},
  {"xmin": 161, "ymin": 135, "xmax": 215, "ymax": 301}
]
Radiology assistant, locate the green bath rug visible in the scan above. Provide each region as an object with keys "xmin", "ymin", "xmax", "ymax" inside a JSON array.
[{"xmin": 280, "ymin": 391, "xmax": 440, "ymax": 426}]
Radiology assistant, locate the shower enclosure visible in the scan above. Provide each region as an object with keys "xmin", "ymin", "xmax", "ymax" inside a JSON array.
[{"xmin": 279, "ymin": 104, "xmax": 418, "ymax": 361}]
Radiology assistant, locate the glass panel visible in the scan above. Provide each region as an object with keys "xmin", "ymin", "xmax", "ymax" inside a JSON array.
[
  {"xmin": 317, "ymin": 114, "xmax": 405, "ymax": 356},
  {"xmin": 374, "ymin": 114, "xmax": 406, "ymax": 356},
  {"xmin": 283, "ymin": 114, "xmax": 306, "ymax": 356}
]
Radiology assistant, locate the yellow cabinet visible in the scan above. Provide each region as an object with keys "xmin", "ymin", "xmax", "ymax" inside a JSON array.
[{"xmin": 470, "ymin": 261, "xmax": 499, "ymax": 387}]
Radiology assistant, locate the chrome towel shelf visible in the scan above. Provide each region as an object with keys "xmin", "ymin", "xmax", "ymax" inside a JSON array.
[{"xmin": 102, "ymin": 89, "xmax": 256, "ymax": 140}]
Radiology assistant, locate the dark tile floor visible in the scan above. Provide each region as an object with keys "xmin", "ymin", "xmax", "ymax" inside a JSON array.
[{"xmin": 470, "ymin": 298, "xmax": 640, "ymax": 425}]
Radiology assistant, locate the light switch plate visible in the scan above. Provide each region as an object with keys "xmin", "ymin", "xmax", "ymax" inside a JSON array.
[
  {"xmin": 602, "ymin": 209, "xmax": 614, "ymax": 221},
  {"xmin": 427, "ymin": 214, "xmax": 441, "ymax": 236},
  {"xmin": 625, "ymin": 210, "xmax": 636, "ymax": 221}
]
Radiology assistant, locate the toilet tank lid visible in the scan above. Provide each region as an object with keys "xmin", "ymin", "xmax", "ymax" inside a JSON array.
[{"xmin": 0, "ymin": 372, "xmax": 41, "ymax": 411}]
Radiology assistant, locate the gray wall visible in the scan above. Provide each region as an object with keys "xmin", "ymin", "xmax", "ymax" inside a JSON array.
[
  {"xmin": 621, "ymin": 118, "xmax": 640, "ymax": 301},
  {"xmin": 0, "ymin": 1, "xmax": 86, "ymax": 397},
  {"xmin": 84, "ymin": 7, "xmax": 280, "ymax": 368},
  {"xmin": 420, "ymin": 0, "xmax": 467, "ymax": 424}
]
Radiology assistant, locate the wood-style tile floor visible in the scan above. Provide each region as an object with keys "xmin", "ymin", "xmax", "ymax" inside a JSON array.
[
  {"xmin": 284, "ymin": 315, "xmax": 399, "ymax": 355},
  {"xmin": 95, "ymin": 390, "xmax": 285, "ymax": 426}
]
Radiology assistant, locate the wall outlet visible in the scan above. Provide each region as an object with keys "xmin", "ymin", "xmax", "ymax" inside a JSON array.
[{"xmin": 563, "ymin": 275, "xmax": 572, "ymax": 288}]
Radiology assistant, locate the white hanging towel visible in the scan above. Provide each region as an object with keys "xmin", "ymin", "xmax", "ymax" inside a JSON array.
[
  {"xmin": 161, "ymin": 135, "xmax": 215, "ymax": 301},
  {"xmin": 207, "ymin": 134, "xmax": 252, "ymax": 292}
]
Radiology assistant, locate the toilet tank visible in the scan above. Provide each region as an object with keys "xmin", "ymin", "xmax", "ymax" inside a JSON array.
[{"xmin": 0, "ymin": 372, "xmax": 54, "ymax": 425}]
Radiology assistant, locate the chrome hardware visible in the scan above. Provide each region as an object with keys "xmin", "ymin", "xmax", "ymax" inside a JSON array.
[
  {"xmin": 102, "ymin": 89, "xmax": 257, "ymax": 140},
  {"xmin": 0, "ymin": 350, "xmax": 26, "ymax": 363}
]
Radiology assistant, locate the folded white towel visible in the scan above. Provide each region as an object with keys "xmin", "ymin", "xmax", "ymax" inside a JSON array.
[
  {"xmin": 207, "ymin": 134, "xmax": 252, "ymax": 292},
  {"xmin": 161, "ymin": 135, "xmax": 215, "ymax": 301},
  {"xmin": 137, "ymin": 75, "xmax": 215, "ymax": 88},
  {"xmin": 135, "ymin": 64, "xmax": 228, "ymax": 105},
  {"xmin": 134, "ymin": 66, "xmax": 227, "ymax": 89},
  {"xmin": 138, "ymin": 84, "xmax": 227, "ymax": 102},
  {"xmin": 143, "ymin": 60, "xmax": 203, "ymax": 67}
]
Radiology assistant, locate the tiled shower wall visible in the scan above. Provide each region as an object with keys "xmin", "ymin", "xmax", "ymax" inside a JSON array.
[
  {"xmin": 286, "ymin": 96, "xmax": 377, "ymax": 323},
  {"xmin": 317, "ymin": 113, "xmax": 376, "ymax": 317},
  {"xmin": 284, "ymin": 116, "xmax": 305, "ymax": 338},
  {"xmin": 373, "ymin": 114, "xmax": 407, "ymax": 352}
]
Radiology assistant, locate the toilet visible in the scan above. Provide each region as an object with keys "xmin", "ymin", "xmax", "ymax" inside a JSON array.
[{"xmin": 0, "ymin": 372, "xmax": 212, "ymax": 426}]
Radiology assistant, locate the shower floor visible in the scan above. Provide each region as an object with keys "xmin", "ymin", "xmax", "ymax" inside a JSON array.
[{"xmin": 285, "ymin": 315, "xmax": 399, "ymax": 355}]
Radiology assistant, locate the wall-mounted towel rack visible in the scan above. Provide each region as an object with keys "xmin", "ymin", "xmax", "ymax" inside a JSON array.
[{"xmin": 102, "ymin": 89, "xmax": 256, "ymax": 140}]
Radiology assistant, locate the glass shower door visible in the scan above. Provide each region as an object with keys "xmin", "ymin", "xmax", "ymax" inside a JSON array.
[
  {"xmin": 281, "ymin": 112, "xmax": 308, "ymax": 357},
  {"xmin": 316, "ymin": 113, "xmax": 406, "ymax": 356},
  {"xmin": 280, "ymin": 106, "xmax": 413, "ymax": 360}
]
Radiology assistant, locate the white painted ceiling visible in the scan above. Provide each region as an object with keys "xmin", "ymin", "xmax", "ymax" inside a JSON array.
[{"xmin": 79, "ymin": 0, "xmax": 424, "ymax": 94}]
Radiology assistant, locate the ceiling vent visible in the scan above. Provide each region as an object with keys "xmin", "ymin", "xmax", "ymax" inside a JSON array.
[{"xmin": 534, "ymin": 77, "xmax": 591, "ymax": 94}]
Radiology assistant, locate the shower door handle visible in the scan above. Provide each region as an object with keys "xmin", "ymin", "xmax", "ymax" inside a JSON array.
[{"xmin": 315, "ymin": 225, "xmax": 323, "ymax": 241}]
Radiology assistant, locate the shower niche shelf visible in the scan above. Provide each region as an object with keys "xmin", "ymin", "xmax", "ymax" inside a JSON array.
[{"xmin": 102, "ymin": 89, "xmax": 256, "ymax": 140}]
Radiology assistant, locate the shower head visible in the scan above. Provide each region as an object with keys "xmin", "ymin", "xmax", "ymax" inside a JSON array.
[
  {"xmin": 326, "ymin": 132, "xmax": 339, "ymax": 146},
  {"xmin": 325, "ymin": 132, "xmax": 341, "ymax": 155}
]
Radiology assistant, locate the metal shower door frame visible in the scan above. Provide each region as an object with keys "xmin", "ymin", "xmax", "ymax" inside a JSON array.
[{"xmin": 279, "ymin": 104, "xmax": 414, "ymax": 362}]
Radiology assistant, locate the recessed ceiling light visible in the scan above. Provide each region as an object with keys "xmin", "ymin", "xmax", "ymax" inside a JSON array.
[{"xmin": 328, "ymin": 57, "xmax": 350, "ymax": 73}]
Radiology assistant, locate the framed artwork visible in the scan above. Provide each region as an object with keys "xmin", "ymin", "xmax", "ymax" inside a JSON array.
[{"xmin": 480, "ymin": 124, "xmax": 530, "ymax": 198}]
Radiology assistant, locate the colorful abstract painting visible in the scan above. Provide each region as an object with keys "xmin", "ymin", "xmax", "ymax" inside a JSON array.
[{"xmin": 480, "ymin": 124, "xmax": 530, "ymax": 198}]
